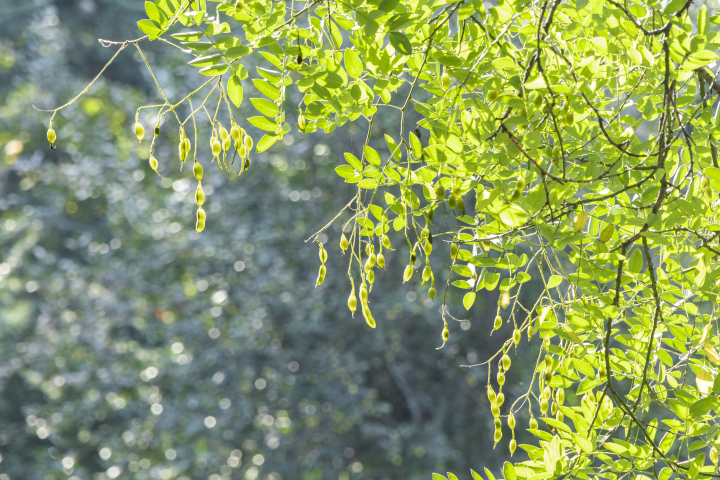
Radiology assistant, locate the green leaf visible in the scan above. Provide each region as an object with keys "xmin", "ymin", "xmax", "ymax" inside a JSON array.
[
  {"xmin": 256, "ymin": 134, "xmax": 279, "ymax": 153},
  {"xmin": 247, "ymin": 116, "xmax": 279, "ymax": 132},
  {"xmin": 344, "ymin": 50, "xmax": 363, "ymax": 79},
  {"xmin": 144, "ymin": 1, "xmax": 163, "ymax": 24},
  {"xmin": 463, "ymin": 292, "xmax": 476, "ymax": 310},
  {"xmin": 137, "ymin": 19, "xmax": 162, "ymax": 39},
  {"xmin": 388, "ymin": 32, "xmax": 413, "ymax": 55},
  {"xmin": 345, "ymin": 153, "xmax": 363, "ymax": 172},
  {"xmin": 689, "ymin": 396, "xmax": 717, "ymax": 417},
  {"xmin": 496, "ymin": 204, "xmax": 528, "ymax": 228},
  {"xmin": 224, "ymin": 45, "xmax": 252, "ymax": 58},
  {"xmin": 433, "ymin": 475, "xmax": 448, "ymax": 480},
  {"xmin": 627, "ymin": 248, "xmax": 643, "ymax": 274},
  {"xmin": 503, "ymin": 462, "xmax": 516, "ymax": 480},
  {"xmin": 253, "ymin": 79, "xmax": 280, "ymax": 100},
  {"xmin": 471, "ymin": 470, "xmax": 483, "ymax": 480},
  {"xmin": 227, "ymin": 76, "xmax": 243, "ymax": 107},
  {"xmin": 547, "ymin": 275, "xmax": 562, "ymax": 289},
  {"xmin": 188, "ymin": 54, "xmax": 222, "ymax": 67},
  {"xmin": 663, "ymin": 0, "xmax": 685, "ymax": 15},
  {"xmin": 198, "ymin": 64, "xmax": 230, "ymax": 76},
  {"xmin": 250, "ymin": 98, "xmax": 279, "ymax": 117},
  {"xmin": 364, "ymin": 146, "xmax": 382, "ymax": 166}
]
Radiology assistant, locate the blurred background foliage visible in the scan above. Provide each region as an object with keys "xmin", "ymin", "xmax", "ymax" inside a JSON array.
[{"xmin": 0, "ymin": 0, "xmax": 544, "ymax": 479}]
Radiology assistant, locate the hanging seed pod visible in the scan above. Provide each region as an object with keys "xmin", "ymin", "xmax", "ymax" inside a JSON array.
[
  {"xmin": 428, "ymin": 287, "xmax": 436, "ymax": 299},
  {"xmin": 368, "ymin": 253, "xmax": 377, "ymax": 268},
  {"xmin": 494, "ymin": 316, "xmax": 502, "ymax": 330},
  {"xmin": 543, "ymin": 385, "xmax": 552, "ymax": 399},
  {"xmin": 47, "ymin": 128, "xmax": 57, "ymax": 145},
  {"xmin": 422, "ymin": 266, "xmax": 432, "ymax": 282},
  {"xmin": 403, "ymin": 264, "xmax": 413, "ymax": 283},
  {"xmin": 494, "ymin": 428, "xmax": 502, "ymax": 444},
  {"xmin": 508, "ymin": 413, "xmax": 516, "ymax": 429},
  {"xmin": 348, "ymin": 290, "xmax": 357, "ymax": 315},
  {"xmin": 705, "ymin": 187, "xmax": 713, "ymax": 203},
  {"xmin": 702, "ymin": 177, "xmax": 710, "ymax": 190},
  {"xmin": 556, "ymin": 410, "xmax": 564, "ymax": 423},
  {"xmin": 366, "ymin": 269, "xmax": 375, "ymax": 284},
  {"xmin": 223, "ymin": 134, "xmax": 232, "ymax": 152},
  {"xmin": 544, "ymin": 370, "xmax": 553, "ymax": 384},
  {"xmin": 243, "ymin": 158, "xmax": 251, "ymax": 171},
  {"xmin": 319, "ymin": 245, "xmax": 328, "ymax": 263},
  {"xmin": 238, "ymin": 143, "xmax": 247, "ymax": 159},
  {"xmin": 494, "ymin": 418, "xmax": 502, "ymax": 431},
  {"xmin": 557, "ymin": 388, "xmax": 565, "ymax": 406},
  {"xmin": 441, "ymin": 71, "xmax": 451, "ymax": 91},
  {"xmin": 599, "ymin": 365, "xmax": 607, "ymax": 382},
  {"xmin": 540, "ymin": 397, "xmax": 549, "ymax": 414},
  {"xmin": 496, "ymin": 392, "xmax": 505, "ymax": 406},
  {"xmin": 375, "ymin": 252, "xmax": 384, "ymax": 268},
  {"xmin": 149, "ymin": 155, "xmax": 159, "ymax": 171},
  {"xmin": 360, "ymin": 284, "xmax": 368, "ymax": 303},
  {"xmin": 219, "ymin": 125, "xmax": 228, "ymax": 143},
  {"xmin": 436, "ymin": 183, "xmax": 445, "ymax": 200},
  {"xmin": 509, "ymin": 439, "xmax": 517, "ymax": 456},
  {"xmin": 134, "ymin": 122, "xmax": 145, "ymax": 141},
  {"xmin": 382, "ymin": 234, "xmax": 392, "ymax": 250},
  {"xmin": 457, "ymin": 197, "xmax": 465, "ymax": 212},
  {"xmin": 424, "ymin": 241, "xmax": 432, "ymax": 256},
  {"xmin": 212, "ymin": 137, "xmax": 222, "ymax": 157},
  {"xmin": 497, "ymin": 371, "xmax": 505, "ymax": 386},
  {"xmin": 498, "ymin": 290, "xmax": 510, "ymax": 308},
  {"xmin": 529, "ymin": 416, "xmax": 538, "ymax": 430},
  {"xmin": 442, "ymin": 325, "xmax": 449, "ymax": 342},
  {"xmin": 448, "ymin": 196, "xmax": 457, "ymax": 209},
  {"xmin": 340, "ymin": 234, "xmax": 349, "ymax": 252},
  {"xmin": 491, "ymin": 402, "xmax": 500, "ymax": 418},
  {"xmin": 487, "ymin": 386, "xmax": 497, "ymax": 403},
  {"xmin": 179, "ymin": 140, "xmax": 188, "ymax": 162},
  {"xmin": 196, "ymin": 207, "xmax": 206, "ymax": 232},
  {"xmin": 565, "ymin": 112, "xmax": 574, "ymax": 125},
  {"xmin": 599, "ymin": 223, "xmax": 614, "ymax": 243},
  {"xmin": 244, "ymin": 134, "xmax": 253, "ymax": 152},
  {"xmin": 195, "ymin": 184, "xmax": 205, "ymax": 206},
  {"xmin": 231, "ymin": 125, "xmax": 241, "ymax": 142},
  {"xmin": 513, "ymin": 328, "xmax": 521, "ymax": 345},
  {"xmin": 487, "ymin": 90, "xmax": 499, "ymax": 101},
  {"xmin": 154, "ymin": 124, "xmax": 160, "ymax": 137},
  {"xmin": 362, "ymin": 304, "xmax": 376, "ymax": 328},
  {"xmin": 502, "ymin": 354, "xmax": 511, "ymax": 371},
  {"xmin": 298, "ymin": 115, "xmax": 307, "ymax": 130},
  {"xmin": 451, "ymin": 243, "xmax": 458, "ymax": 259},
  {"xmin": 551, "ymin": 401, "xmax": 558, "ymax": 416},
  {"xmin": 573, "ymin": 211, "xmax": 588, "ymax": 232},
  {"xmin": 510, "ymin": 177, "xmax": 526, "ymax": 201},
  {"xmin": 194, "ymin": 162, "xmax": 203, "ymax": 181},
  {"xmin": 316, "ymin": 265, "xmax": 326, "ymax": 286}
]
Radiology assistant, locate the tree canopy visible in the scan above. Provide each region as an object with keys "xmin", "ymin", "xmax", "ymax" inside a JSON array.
[{"xmin": 35, "ymin": 0, "xmax": 720, "ymax": 479}]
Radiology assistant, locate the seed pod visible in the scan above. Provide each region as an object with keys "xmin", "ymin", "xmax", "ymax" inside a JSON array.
[
  {"xmin": 441, "ymin": 72, "xmax": 451, "ymax": 91},
  {"xmin": 551, "ymin": 401, "xmax": 557, "ymax": 416},
  {"xmin": 422, "ymin": 266, "xmax": 431, "ymax": 282},
  {"xmin": 179, "ymin": 140, "xmax": 188, "ymax": 162},
  {"xmin": 511, "ymin": 177, "xmax": 526, "ymax": 201},
  {"xmin": 428, "ymin": 287, "xmax": 436, "ymax": 299},
  {"xmin": 494, "ymin": 316, "xmax": 502, "ymax": 330},
  {"xmin": 340, "ymin": 234, "xmax": 349, "ymax": 252},
  {"xmin": 442, "ymin": 325, "xmax": 449, "ymax": 342},
  {"xmin": 316, "ymin": 265, "xmax": 326, "ymax": 286},
  {"xmin": 491, "ymin": 402, "xmax": 500, "ymax": 418},
  {"xmin": 544, "ymin": 371, "xmax": 553, "ymax": 384},
  {"xmin": 451, "ymin": 243, "xmax": 458, "ymax": 259},
  {"xmin": 565, "ymin": 112, "xmax": 574, "ymax": 125},
  {"xmin": 149, "ymin": 155, "xmax": 159, "ymax": 171},
  {"xmin": 513, "ymin": 328, "xmax": 521, "ymax": 345},
  {"xmin": 487, "ymin": 386, "xmax": 497, "ymax": 403},
  {"xmin": 231, "ymin": 126, "xmax": 241, "ymax": 142},
  {"xmin": 348, "ymin": 290, "xmax": 357, "ymax": 314},
  {"xmin": 366, "ymin": 269, "xmax": 374, "ymax": 284},
  {"xmin": 223, "ymin": 134, "xmax": 232, "ymax": 152},
  {"xmin": 529, "ymin": 416, "xmax": 538, "ymax": 430},
  {"xmin": 497, "ymin": 371, "xmax": 505, "ymax": 386},
  {"xmin": 545, "ymin": 355, "xmax": 553, "ymax": 370},
  {"xmin": 377, "ymin": 253, "xmax": 385, "ymax": 268},
  {"xmin": 219, "ymin": 125, "xmax": 228, "ymax": 143},
  {"xmin": 552, "ymin": 145, "xmax": 561, "ymax": 159},
  {"xmin": 482, "ymin": 240, "xmax": 492, "ymax": 251},
  {"xmin": 494, "ymin": 428, "xmax": 502, "ymax": 444},
  {"xmin": 488, "ymin": 90, "xmax": 499, "ymax": 101},
  {"xmin": 360, "ymin": 285, "xmax": 368, "ymax": 303},
  {"xmin": 543, "ymin": 385, "xmax": 552, "ymax": 398},
  {"xmin": 494, "ymin": 418, "xmax": 502, "ymax": 430},
  {"xmin": 154, "ymin": 125, "xmax": 160, "ymax": 137},
  {"xmin": 457, "ymin": 197, "xmax": 465, "ymax": 212},
  {"xmin": 508, "ymin": 413, "xmax": 516, "ymax": 429},
  {"xmin": 298, "ymin": 115, "xmax": 307, "ymax": 130},
  {"xmin": 557, "ymin": 387, "xmax": 565, "ymax": 406},
  {"xmin": 244, "ymin": 135, "xmax": 253, "ymax": 152},
  {"xmin": 509, "ymin": 439, "xmax": 517, "ymax": 456},
  {"xmin": 362, "ymin": 304, "xmax": 376, "ymax": 328},
  {"xmin": 436, "ymin": 184, "xmax": 445, "ymax": 200},
  {"xmin": 235, "ymin": 0, "xmax": 244, "ymax": 9},
  {"xmin": 573, "ymin": 211, "xmax": 588, "ymax": 232},
  {"xmin": 502, "ymin": 354, "xmax": 511, "ymax": 371},
  {"xmin": 498, "ymin": 290, "xmax": 510, "ymax": 308},
  {"xmin": 237, "ymin": 143, "xmax": 247, "ymax": 159},
  {"xmin": 424, "ymin": 241, "xmax": 432, "ymax": 256},
  {"xmin": 540, "ymin": 397, "xmax": 548, "ymax": 414},
  {"xmin": 196, "ymin": 207, "xmax": 206, "ymax": 233},
  {"xmin": 47, "ymin": 128, "xmax": 57, "ymax": 144},
  {"xmin": 599, "ymin": 223, "xmax": 614, "ymax": 243},
  {"xmin": 319, "ymin": 245, "xmax": 328, "ymax": 263},
  {"xmin": 403, "ymin": 264, "xmax": 413, "ymax": 283},
  {"xmin": 599, "ymin": 365, "xmax": 607, "ymax": 382},
  {"xmin": 194, "ymin": 162, "xmax": 203, "ymax": 181},
  {"xmin": 243, "ymin": 158, "xmax": 251, "ymax": 171},
  {"xmin": 556, "ymin": 410, "xmax": 564, "ymax": 423},
  {"xmin": 196, "ymin": 184, "xmax": 205, "ymax": 206},
  {"xmin": 212, "ymin": 138, "xmax": 222, "ymax": 157},
  {"xmin": 382, "ymin": 234, "xmax": 392, "ymax": 250},
  {"xmin": 134, "ymin": 122, "xmax": 145, "ymax": 141},
  {"xmin": 705, "ymin": 187, "xmax": 713, "ymax": 203},
  {"xmin": 702, "ymin": 177, "xmax": 710, "ymax": 190},
  {"xmin": 448, "ymin": 196, "xmax": 456, "ymax": 209}
]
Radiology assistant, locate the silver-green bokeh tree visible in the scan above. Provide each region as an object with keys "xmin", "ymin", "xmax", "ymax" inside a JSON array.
[{"xmin": 39, "ymin": 0, "xmax": 720, "ymax": 479}]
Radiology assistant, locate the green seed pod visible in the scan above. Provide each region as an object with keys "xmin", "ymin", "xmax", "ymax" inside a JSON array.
[
  {"xmin": 494, "ymin": 418, "xmax": 502, "ymax": 430},
  {"xmin": 318, "ymin": 264, "xmax": 327, "ymax": 277},
  {"xmin": 149, "ymin": 155, "xmax": 158, "ymax": 171},
  {"xmin": 179, "ymin": 140, "xmax": 188, "ymax": 162},
  {"xmin": 442, "ymin": 325, "xmax": 449, "ymax": 342},
  {"xmin": 428, "ymin": 287, "xmax": 436, "ymax": 299},
  {"xmin": 244, "ymin": 135, "xmax": 253, "ymax": 152},
  {"xmin": 154, "ymin": 125, "xmax": 160, "ymax": 137},
  {"xmin": 231, "ymin": 126, "xmax": 241, "ymax": 142},
  {"xmin": 529, "ymin": 416, "xmax": 538, "ymax": 430},
  {"xmin": 494, "ymin": 315, "xmax": 502, "ymax": 330},
  {"xmin": 436, "ymin": 183, "xmax": 445, "ymax": 200},
  {"xmin": 448, "ymin": 196, "xmax": 456, "ymax": 209},
  {"xmin": 508, "ymin": 413, "xmax": 516, "ymax": 429},
  {"xmin": 195, "ymin": 184, "xmax": 205, "ymax": 206},
  {"xmin": 544, "ymin": 144, "xmax": 552, "ymax": 157},
  {"xmin": 497, "ymin": 371, "xmax": 505, "ymax": 386},
  {"xmin": 705, "ymin": 187, "xmax": 713, "ymax": 203},
  {"xmin": 491, "ymin": 402, "xmax": 500, "ymax": 418},
  {"xmin": 298, "ymin": 115, "xmax": 307, "ymax": 130},
  {"xmin": 573, "ymin": 211, "xmax": 588, "ymax": 232},
  {"xmin": 403, "ymin": 264, "xmax": 413, "ymax": 283},
  {"xmin": 551, "ymin": 401, "xmax": 557, "ymax": 416},
  {"xmin": 441, "ymin": 72, "xmax": 451, "ymax": 91},
  {"xmin": 422, "ymin": 266, "xmax": 432, "ymax": 282},
  {"xmin": 557, "ymin": 387, "xmax": 565, "ymax": 406},
  {"xmin": 599, "ymin": 365, "xmax": 607, "ymax": 381},
  {"xmin": 552, "ymin": 145, "xmax": 561, "ymax": 158},
  {"xmin": 545, "ymin": 355, "xmax": 553, "ymax": 370},
  {"xmin": 235, "ymin": 0, "xmax": 244, "ymax": 9},
  {"xmin": 702, "ymin": 177, "xmax": 710, "ymax": 190},
  {"xmin": 424, "ymin": 241, "xmax": 432, "ymax": 256},
  {"xmin": 487, "ymin": 90, "xmax": 499, "ymax": 101},
  {"xmin": 487, "ymin": 386, "xmax": 497, "ymax": 403},
  {"xmin": 565, "ymin": 112, "xmax": 574, "ymax": 125},
  {"xmin": 243, "ymin": 158, "xmax": 251, "ymax": 171},
  {"xmin": 543, "ymin": 385, "xmax": 552, "ymax": 398},
  {"xmin": 494, "ymin": 428, "xmax": 502, "ymax": 444},
  {"xmin": 196, "ymin": 208, "xmax": 206, "ymax": 233},
  {"xmin": 509, "ymin": 439, "xmax": 517, "ymax": 456},
  {"xmin": 212, "ymin": 138, "xmax": 222, "ymax": 157},
  {"xmin": 360, "ymin": 285, "xmax": 368, "ymax": 303},
  {"xmin": 498, "ymin": 290, "xmax": 510, "ymax": 308},
  {"xmin": 219, "ymin": 125, "xmax": 228, "ymax": 143},
  {"xmin": 451, "ymin": 243, "xmax": 458, "ymax": 259},
  {"xmin": 544, "ymin": 371, "xmax": 553, "ymax": 384},
  {"xmin": 540, "ymin": 397, "xmax": 548, "ymax": 414},
  {"xmin": 194, "ymin": 162, "xmax": 203, "ymax": 181},
  {"xmin": 223, "ymin": 134, "xmax": 232, "ymax": 152},
  {"xmin": 502, "ymin": 354, "xmax": 511, "ymax": 371},
  {"xmin": 369, "ymin": 253, "xmax": 377, "ymax": 268},
  {"xmin": 382, "ymin": 235, "xmax": 392, "ymax": 250},
  {"xmin": 348, "ymin": 290, "xmax": 357, "ymax": 314},
  {"xmin": 319, "ymin": 245, "xmax": 328, "ymax": 263},
  {"xmin": 366, "ymin": 269, "xmax": 375, "ymax": 284},
  {"xmin": 47, "ymin": 128, "xmax": 56, "ymax": 144},
  {"xmin": 238, "ymin": 143, "xmax": 247, "ymax": 159},
  {"xmin": 599, "ymin": 223, "xmax": 614, "ymax": 243},
  {"xmin": 510, "ymin": 177, "xmax": 526, "ymax": 201},
  {"xmin": 340, "ymin": 234, "xmax": 349, "ymax": 252},
  {"xmin": 134, "ymin": 122, "xmax": 145, "ymax": 141},
  {"xmin": 513, "ymin": 328, "xmax": 521, "ymax": 345},
  {"xmin": 183, "ymin": 137, "xmax": 191, "ymax": 152},
  {"xmin": 377, "ymin": 253, "xmax": 385, "ymax": 269},
  {"xmin": 556, "ymin": 410, "xmax": 564, "ymax": 423},
  {"xmin": 457, "ymin": 197, "xmax": 465, "ymax": 212}
]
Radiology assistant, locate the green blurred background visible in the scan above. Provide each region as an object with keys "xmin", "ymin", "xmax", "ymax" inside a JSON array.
[{"xmin": 0, "ymin": 1, "xmax": 543, "ymax": 478}]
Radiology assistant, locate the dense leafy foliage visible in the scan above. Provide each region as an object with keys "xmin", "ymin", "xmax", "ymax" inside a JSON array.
[{"xmin": 30, "ymin": 0, "xmax": 720, "ymax": 479}]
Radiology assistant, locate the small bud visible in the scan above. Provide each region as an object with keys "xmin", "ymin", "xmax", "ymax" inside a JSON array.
[
  {"xmin": 47, "ymin": 128, "xmax": 57, "ymax": 145},
  {"xmin": 340, "ymin": 234, "xmax": 349, "ymax": 252},
  {"xmin": 509, "ymin": 439, "xmax": 517, "ymax": 456},
  {"xmin": 513, "ymin": 328, "xmax": 521, "ymax": 345},
  {"xmin": 494, "ymin": 316, "xmax": 502, "ymax": 330},
  {"xmin": 348, "ymin": 290, "xmax": 357, "ymax": 315},
  {"xmin": 428, "ymin": 287, "xmax": 436, "ymax": 299}
]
